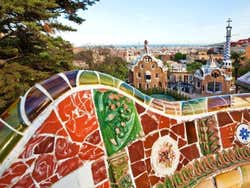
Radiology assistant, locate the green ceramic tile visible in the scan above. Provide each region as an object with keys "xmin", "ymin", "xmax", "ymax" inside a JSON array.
[
  {"xmin": 99, "ymin": 72, "xmax": 115, "ymax": 87},
  {"xmin": 144, "ymin": 95, "xmax": 152, "ymax": 105},
  {"xmin": 108, "ymin": 151, "xmax": 134, "ymax": 188},
  {"xmin": 134, "ymin": 89, "xmax": 145, "ymax": 103},
  {"xmin": 182, "ymin": 98, "xmax": 206, "ymax": 115},
  {"xmin": 94, "ymin": 90, "xmax": 141, "ymax": 156},
  {"xmin": 79, "ymin": 71, "xmax": 99, "ymax": 85},
  {"xmin": 119, "ymin": 82, "xmax": 134, "ymax": 96},
  {"xmin": 0, "ymin": 124, "xmax": 22, "ymax": 163},
  {"xmin": 1, "ymin": 99, "xmax": 27, "ymax": 132}
]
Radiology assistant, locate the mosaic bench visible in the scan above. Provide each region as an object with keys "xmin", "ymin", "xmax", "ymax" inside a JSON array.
[{"xmin": 0, "ymin": 70, "xmax": 250, "ymax": 188}]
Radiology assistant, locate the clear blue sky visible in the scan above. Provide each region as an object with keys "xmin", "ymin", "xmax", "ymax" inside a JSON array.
[{"xmin": 58, "ymin": 0, "xmax": 250, "ymax": 46}]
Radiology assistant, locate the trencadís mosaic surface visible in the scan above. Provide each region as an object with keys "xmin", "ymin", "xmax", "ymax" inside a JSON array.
[{"xmin": 0, "ymin": 70, "xmax": 250, "ymax": 188}]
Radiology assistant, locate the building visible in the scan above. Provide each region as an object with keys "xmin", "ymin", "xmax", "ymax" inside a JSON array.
[
  {"xmin": 194, "ymin": 19, "xmax": 233, "ymax": 95},
  {"xmin": 167, "ymin": 61, "xmax": 194, "ymax": 93},
  {"xmin": 129, "ymin": 40, "xmax": 168, "ymax": 90}
]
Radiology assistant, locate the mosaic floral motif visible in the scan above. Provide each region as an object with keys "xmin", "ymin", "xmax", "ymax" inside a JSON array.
[
  {"xmin": 94, "ymin": 90, "xmax": 142, "ymax": 156},
  {"xmin": 237, "ymin": 123, "xmax": 250, "ymax": 144},
  {"xmin": 151, "ymin": 136, "xmax": 180, "ymax": 176},
  {"xmin": 0, "ymin": 71, "xmax": 249, "ymax": 188},
  {"xmin": 197, "ymin": 116, "xmax": 220, "ymax": 155},
  {"xmin": 108, "ymin": 150, "xmax": 134, "ymax": 188}
]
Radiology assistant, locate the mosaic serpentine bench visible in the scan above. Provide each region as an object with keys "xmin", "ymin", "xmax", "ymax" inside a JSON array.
[{"xmin": 0, "ymin": 70, "xmax": 250, "ymax": 188}]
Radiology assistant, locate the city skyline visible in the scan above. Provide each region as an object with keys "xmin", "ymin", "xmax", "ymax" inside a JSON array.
[{"xmin": 58, "ymin": 0, "xmax": 250, "ymax": 46}]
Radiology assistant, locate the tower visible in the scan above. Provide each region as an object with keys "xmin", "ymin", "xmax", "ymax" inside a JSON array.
[
  {"xmin": 223, "ymin": 18, "xmax": 232, "ymax": 69},
  {"xmin": 144, "ymin": 40, "xmax": 149, "ymax": 54}
]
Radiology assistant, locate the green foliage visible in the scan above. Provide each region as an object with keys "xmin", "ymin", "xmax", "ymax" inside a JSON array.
[
  {"xmin": 186, "ymin": 62, "xmax": 203, "ymax": 72},
  {"xmin": 173, "ymin": 52, "xmax": 186, "ymax": 61},
  {"xmin": 0, "ymin": 0, "xmax": 99, "ymax": 113},
  {"xmin": 91, "ymin": 56, "xmax": 129, "ymax": 81},
  {"xmin": 0, "ymin": 63, "xmax": 50, "ymax": 113}
]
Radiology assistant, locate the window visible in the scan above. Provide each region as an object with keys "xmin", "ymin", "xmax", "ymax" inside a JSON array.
[
  {"xmin": 138, "ymin": 72, "xmax": 141, "ymax": 78},
  {"xmin": 146, "ymin": 84, "xmax": 149, "ymax": 89},
  {"xmin": 145, "ymin": 74, "xmax": 151, "ymax": 80},
  {"xmin": 155, "ymin": 73, "xmax": 159, "ymax": 78},
  {"xmin": 211, "ymin": 71, "xmax": 220, "ymax": 78},
  {"xmin": 197, "ymin": 81, "xmax": 200, "ymax": 87},
  {"xmin": 184, "ymin": 75, "xmax": 188, "ymax": 83},
  {"xmin": 141, "ymin": 64, "xmax": 144, "ymax": 68},
  {"xmin": 207, "ymin": 82, "xmax": 222, "ymax": 93},
  {"xmin": 152, "ymin": 64, "xmax": 155, "ymax": 69},
  {"xmin": 139, "ymin": 83, "xmax": 142, "ymax": 88}
]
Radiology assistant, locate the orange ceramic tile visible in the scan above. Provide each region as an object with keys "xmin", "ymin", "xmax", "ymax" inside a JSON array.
[
  {"xmin": 79, "ymin": 142, "xmax": 104, "ymax": 161},
  {"xmin": 55, "ymin": 138, "xmax": 80, "ymax": 160}
]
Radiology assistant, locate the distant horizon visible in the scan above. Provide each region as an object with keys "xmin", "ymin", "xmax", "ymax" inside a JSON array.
[
  {"xmin": 74, "ymin": 41, "xmax": 226, "ymax": 48},
  {"xmin": 59, "ymin": 0, "xmax": 250, "ymax": 46}
]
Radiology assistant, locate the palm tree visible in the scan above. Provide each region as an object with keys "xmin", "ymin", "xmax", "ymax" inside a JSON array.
[{"xmin": 231, "ymin": 51, "xmax": 245, "ymax": 93}]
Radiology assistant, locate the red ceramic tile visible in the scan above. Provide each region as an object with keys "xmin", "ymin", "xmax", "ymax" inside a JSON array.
[
  {"xmin": 12, "ymin": 174, "xmax": 35, "ymax": 188},
  {"xmin": 145, "ymin": 149, "xmax": 152, "ymax": 158},
  {"xmin": 177, "ymin": 163, "xmax": 183, "ymax": 170},
  {"xmin": 34, "ymin": 137, "xmax": 54, "ymax": 155},
  {"xmin": 182, "ymin": 158, "xmax": 189, "ymax": 166},
  {"xmin": 230, "ymin": 111, "xmax": 242, "ymax": 122},
  {"xmin": 220, "ymin": 123, "xmax": 237, "ymax": 148},
  {"xmin": 180, "ymin": 144, "xmax": 200, "ymax": 161},
  {"xmin": 171, "ymin": 123, "xmax": 185, "ymax": 138},
  {"xmin": 159, "ymin": 115, "xmax": 170, "ymax": 129},
  {"xmin": 91, "ymin": 159, "xmax": 107, "ymax": 185},
  {"xmin": 36, "ymin": 111, "xmax": 67, "ymax": 136},
  {"xmin": 178, "ymin": 138, "xmax": 187, "ymax": 148},
  {"xmin": 185, "ymin": 121, "xmax": 197, "ymax": 144},
  {"xmin": 141, "ymin": 114, "xmax": 158, "ymax": 135},
  {"xmin": 131, "ymin": 161, "xmax": 147, "ymax": 177},
  {"xmin": 169, "ymin": 131, "xmax": 178, "ymax": 140},
  {"xmin": 149, "ymin": 175, "xmax": 161, "ymax": 186},
  {"xmin": 128, "ymin": 140, "xmax": 145, "ymax": 163},
  {"xmin": 170, "ymin": 118, "xmax": 177, "ymax": 125},
  {"xmin": 56, "ymin": 157, "xmax": 82, "ymax": 177},
  {"xmin": 243, "ymin": 110, "xmax": 250, "ymax": 122},
  {"xmin": 136, "ymin": 103, "xmax": 146, "ymax": 114},
  {"xmin": 0, "ymin": 162, "xmax": 27, "ymax": 185},
  {"xmin": 55, "ymin": 138, "xmax": 80, "ymax": 160},
  {"xmin": 79, "ymin": 143, "xmax": 104, "ymax": 161},
  {"xmin": 57, "ymin": 91, "xmax": 98, "ymax": 142},
  {"xmin": 217, "ymin": 112, "xmax": 233, "ymax": 127},
  {"xmin": 20, "ymin": 136, "xmax": 54, "ymax": 158},
  {"xmin": 135, "ymin": 173, "xmax": 151, "ymax": 188},
  {"xmin": 144, "ymin": 132, "xmax": 159, "ymax": 149},
  {"xmin": 85, "ymin": 130, "xmax": 101, "ymax": 145},
  {"xmin": 145, "ymin": 158, "xmax": 152, "ymax": 173},
  {"xmin": 39, "ymin": 175, "xmax": 59, "ymax": 187},
  {"xmin": 32, "ymin": 154, "xmax": 56, "ymax": 182},
  {"xmin": 96, "ymin": 180, "xmax": 110, "ymax": 188},
  {"xmin": 160, "ymin": 129, "xmax": 169, "ymax": 136}
]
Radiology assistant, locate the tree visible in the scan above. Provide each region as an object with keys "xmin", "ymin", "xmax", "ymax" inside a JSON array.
[
  {"xmin": 187, "ymin": 62, "xmax": 202, "ymax": 72},
  {"xmin": 92, "ymin": 56, "xmax": 129, "ymax": 81},
  {"xmin": 0, "ymin": 0, "xmax": 99, "ymax": 113},
  {"xmin": 0, "ymin": 0, "xmax": 99, "ymax": 66},
  {"xmin": 231, "ymin": 51, "xmax": 245, "ymax": 93},
  {"xmin": 173, "ymin": 52, "xmax": 186, "ymax": 61}
]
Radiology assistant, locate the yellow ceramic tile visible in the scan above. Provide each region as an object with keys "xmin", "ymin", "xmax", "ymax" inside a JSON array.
[
  {"xmin": 215, "ymin": 169, "xmax": 241, "ymax": 188},
  {"xmin": 196, "ymin": 178, "xmax": 214, "ymax": 188}
]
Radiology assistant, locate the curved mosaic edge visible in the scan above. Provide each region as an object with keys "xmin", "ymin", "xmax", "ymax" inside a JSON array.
[{"xmin": 13, "ymin": 70, "xmax": 250, "ymax": 124}]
